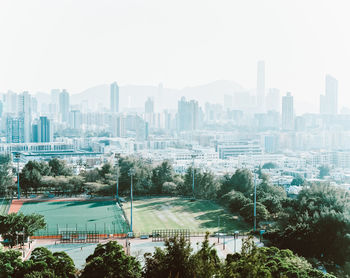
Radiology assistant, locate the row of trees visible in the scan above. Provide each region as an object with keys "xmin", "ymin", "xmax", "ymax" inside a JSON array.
[{"xmin": 0, "ymin": 235, "xmax": 334, "ymax": 278}]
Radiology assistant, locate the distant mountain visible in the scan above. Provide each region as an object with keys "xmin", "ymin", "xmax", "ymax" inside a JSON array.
[{"xmin": 71, "ymin": 80, "xmax": 245, "ymax": 112}]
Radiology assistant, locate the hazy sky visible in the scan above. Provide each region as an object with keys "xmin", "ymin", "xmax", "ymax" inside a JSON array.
[{"xmin": 1, "ymin": 0, "xmax": 350, "ymax": 113}]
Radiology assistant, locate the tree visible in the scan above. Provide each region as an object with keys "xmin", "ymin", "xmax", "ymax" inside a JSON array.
[
  {"xmin": 222, "ymin": 190, "xmax": 252, "ymax": 212},
  {"xmin": 291, "ymin": 175, "xmax": 305, "ymax": 186},
  {"xmin": 162, "ymin": 182, "xmax": 177, "ymax": 195},
  {"xmin": 255, "ymin": 175, "xmax": 286, "ymax": 215},
  {"xmin": 49, "ymin": 158, "xmax": 72, "ymax": 177},
  {"xmin": 262, "ymin": 162, "xmax": 278, "ymax": 169},
  {"xmin": 266, "ymin": 184, "xmax": 350, "ymax": 269},
  {"xmin": 190, "ymin": 233, "xmax": 221, "ymax": 278},
  {"xmin": 143, "ymin": 236, "xmax": 195, "ymax": 278},
  {"xmin": 19, "ymin": 161, "xmax": 51, "ymax": 196},
  {"xmin": 0, "ymin": 154, "xmax": 13, "ymax": 196},
  {"xmin": 318, "ymin": 165, "xmax": 330, "ymax": 179},
  {"xmin": 218, "ymin": 169, "xmax": 253, "ymax": 197},
  {"xmin": 151, "ymin": 161, "xmax": 174, "ymax": 194},
  {"xmin": 81, "ymin": 241, "xmax": 141, "ymax": 278},
  {"xmin": 239, "ymin": 202, "xmax": 269, "ymax": 223},
  {"xmin": 0, "ymin": 248, "xmax": 25, "ymax": 278},
  {"xmin": 222, "ymin": 236, "xmax": 335, "ymax": 278},
  {"xmin": 0, "ymin": 213, "xmax": 46, "ymax": 247}
]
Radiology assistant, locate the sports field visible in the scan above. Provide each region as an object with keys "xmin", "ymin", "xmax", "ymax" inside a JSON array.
[
  {"xmin": 19, "ymin": 199, "xmax": 128, "ymax": 236},
  {"xmin": 123, "ymin": 197, "xmax": 250, "ymax": 234}
]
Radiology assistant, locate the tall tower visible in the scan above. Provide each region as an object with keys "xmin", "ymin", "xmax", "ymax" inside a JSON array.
[
  {"xmin": 257, "ymin": 60, "xmax": 265, "ymax": 111},
  {"xmin": 38, "ymin": 116, "xmax": 51, "ymax": 142},
  {"xmin": 17, "ymin": 91, "xmax": 32, "ymax": 142},
  {"xmin": 325, "ymin": 74, "xmax": 338, "ymax": 115},
  {"xmin": 110, "ymin": 82, "xmax": 119, "ymax": 113},
  {"xmin": 59, "ymin": 89, "xmax": 70, "ymax": 123},
  {"xmin": 282, "ymin": 92, "xmax": 294, "ymax": 131}
]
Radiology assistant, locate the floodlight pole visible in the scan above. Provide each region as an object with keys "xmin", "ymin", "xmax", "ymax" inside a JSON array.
[
  {"xmin": 128, "ymin": 168, "xmax": 136, "ymax": 234},
  {"xmin": 253, "ymin": 172, "xmax": 257, "ymax": 232},
  {"xmin": 114, "ymin": 155, "xmax": 119, "ymax": 200},
  {"xmin": 15, "ymin": 153, "xmax": 20, "ymax": 199},
  {"xmin": 191, "ymin": 154, "xmax": 196, "ymax": 199}
]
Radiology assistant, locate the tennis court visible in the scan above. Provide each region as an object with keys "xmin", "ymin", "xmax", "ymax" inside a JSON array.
[
  {"xmin": 0, "ymin": 197, "xmax": 11, "ymax": 215},
  {"xmin": 19, "ymin": 199, "xmax": 129, "ymax": 236}
]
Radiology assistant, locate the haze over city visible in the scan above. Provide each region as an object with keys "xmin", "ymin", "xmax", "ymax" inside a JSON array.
[{"xmin": 1, "ymin": 0, "xmax": 350, "ymax": 113}]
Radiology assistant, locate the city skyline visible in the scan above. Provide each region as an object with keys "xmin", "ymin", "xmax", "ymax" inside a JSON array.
[{"xmin": 1, "ymin": 0, "xmax": 350, "ymax": 113}]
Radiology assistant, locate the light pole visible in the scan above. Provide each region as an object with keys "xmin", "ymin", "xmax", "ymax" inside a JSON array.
[
  {"xmin": 114, "ymin": 154, "xmax": 119, "ymax": 201},
  {"xmin": 191, "ymin": 154, "xmax": 196, "ymax": 200},
  {"xmin": 253, "ymin": 172, "xmax": 257, "ymax": 232},
  {"xmin": 15, "ymin": 153, "xmax": 21, "ymax": 199},
  {"xmin": 128, "ymin": 168, "xmax": 136, "ymax": 235},
  {"xmin": 217, "ymin": 216, "xmax": 220, "ymax": 243}
]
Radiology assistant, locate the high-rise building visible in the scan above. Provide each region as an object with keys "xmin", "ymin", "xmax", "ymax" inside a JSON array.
[
  {"xmin": 69, "ymin": 110, "xmax": 82, "ymax": 129},
  {"xmin": 145, "ymin": 97, "xmax": 154, "ymax": 114},
  {"xmin": 17, "ymin": 91, "xmax": 32, "ymax": 142},
  {"xmin": 157, "ymin": 83, "xmax": 163, "ymax": 112},
  {"xmin": 59, "ymin": 89, "xmax": 70, "ymax": 123},
  {"xmin": 32, "ymin": 122, "xmax": 38, "ymax": 143},
  {"xmin": 6, "ymin": 116, "xmax": 25, "ymax": 143},
  {"xmin": 4, "ymin": 91, "xmax": 17, "ymax": 114},
  {"xmin": 177, "ymin": 97, "xmax": 200, "ymax": 131},
  {"xmin": 38, "ymin": 116, "xmax": 51, "ymax": 142},
  {"xmin": 110, "ymin": 82, "xmax": 119, "ymax": 113},
  {"xmin": 257, "ymin": 60, "xmax": 265, "ymax": 111},
  {"xmin": 282, "ymin": 92, "xmax": 294, "ymax": 131},
  {"xmin": 320, "ymin": 75, "xmax": 338, "ymax": 115}
]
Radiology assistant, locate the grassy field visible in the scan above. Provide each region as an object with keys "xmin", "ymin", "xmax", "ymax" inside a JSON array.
[
  {"xmin": 123, "ymin": 197, "xmax": 250, "ymax": 234},
  {"xmin": 19, "ymin": 200, "xmax": 128, "ymax": 235},
  {"xmin": 0, "ymin": 198, "xmax": 11, "ymax": 215}
]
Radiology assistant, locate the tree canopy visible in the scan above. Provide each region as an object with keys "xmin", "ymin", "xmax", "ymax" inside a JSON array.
[
  {"xmin": 0, "ymin": 213, "xmax": 46, "ymax": 247},
  {"xmin": 81, "ymin": 241, "xmax": 141, "ymax": 278}
]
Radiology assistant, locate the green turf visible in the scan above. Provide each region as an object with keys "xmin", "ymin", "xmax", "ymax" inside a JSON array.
[
  {"xmin": 123, "ymin": 197, "xmax": 250, "ymax": 234},
  {"xmin": 0, "ymin": 198, "xmax": 11, "ymax": 215},
  {"xmin": 19, "ymin": 200, "xmax": 128, "ymax": 236}
]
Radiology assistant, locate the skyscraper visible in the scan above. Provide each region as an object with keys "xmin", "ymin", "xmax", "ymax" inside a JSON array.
[
  {"xmin": 6, "ymin": 116, "xmax": 25, "ymax": 143},
  {"xmin": 325, "ymin": 74, "xmax": 338, "ymax": 115},
  {"xmin": 145, "ymin": 97, "xmax": 154, "ymax": 114},
  {"xmin": 257, "ymin": 60, "xmax": 265, "ymax": 111},
  {"xmin": 69, "ymin": 110, "xmax": 82, "ymax": 129},
  {"xmin": 59, "ymin": 89, "xmax": 70, "ymax": 123},
  {"xmin": 17, "ymin": 91, "xmax": 32, "ymax": 142},
  {"xmin": 38, "ymin": 116, "xmax": 51, "ymax": 142},
  {"xmin": 282, "ymin": 92, "xmax": 294, "ymax": 131},
  {"xmin": 110, "ymin": 82, "xmax": 119, "ymax": 113},
  {"xmin": 177, "ymin": 97, "xmax": 200, "ymax": 131}
]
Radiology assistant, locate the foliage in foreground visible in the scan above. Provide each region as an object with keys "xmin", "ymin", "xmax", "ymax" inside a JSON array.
[
  {"xmin": 0, "ymin": 236, "xmax": 333, "ymax": 278},
  {"xmin": 0, "ymin": 213, "xmax": 46, "ymax": 247},
  {"xmin": 80, "ymin": 241, "xmax": 141, "ymax": 278},
  {"xmin": 0, "ymin": 247, "xmax": 75, "ymax": 278}
]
